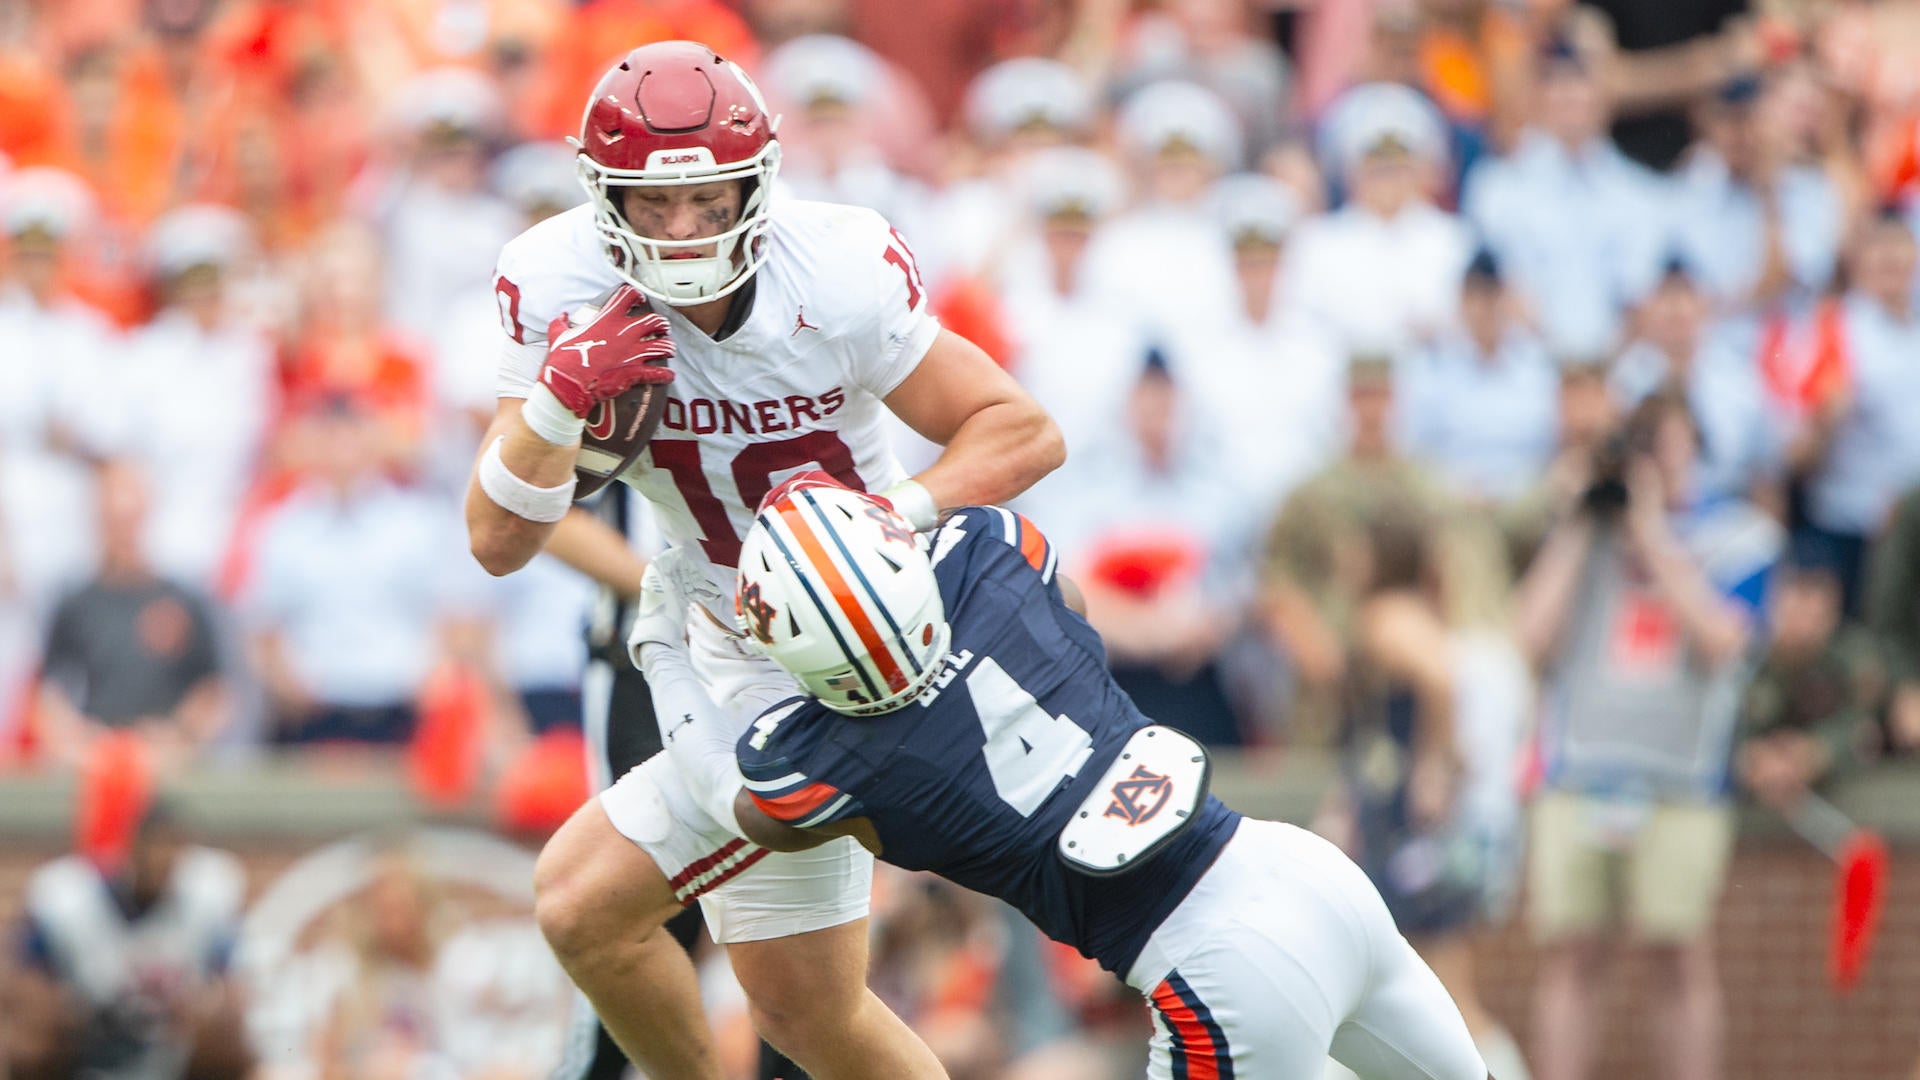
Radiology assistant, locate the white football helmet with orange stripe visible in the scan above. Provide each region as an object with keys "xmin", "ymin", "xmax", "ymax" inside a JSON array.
[{"xmin": 737, "ymin": 480, "xmax": 950, "ymax": 716}]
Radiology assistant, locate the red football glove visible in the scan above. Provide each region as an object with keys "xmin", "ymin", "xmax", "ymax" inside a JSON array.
[{"xmin": 540, "ymin": 285, "xmax": 677, "ymax": 418}]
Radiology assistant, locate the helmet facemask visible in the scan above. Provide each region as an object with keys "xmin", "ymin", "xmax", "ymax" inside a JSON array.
[{"xmin": 576, "ymin": 140, "xmax": 782, "ymax": 306}]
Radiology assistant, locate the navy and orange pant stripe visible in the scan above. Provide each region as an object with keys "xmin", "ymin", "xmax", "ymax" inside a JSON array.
[{"xmin": 1151, "ymin": 971, "xmax": 1234, "ymax": 1079}]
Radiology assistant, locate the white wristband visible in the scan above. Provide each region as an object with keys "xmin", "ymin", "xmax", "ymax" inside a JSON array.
[
  {"xmin": 478, "ymin": 436, "xmax": 575, "ymax": 523},
  {"xmin": 882, "ymin": 479, "xmax": 939, "ymax": 531},
  {"xmin": 521, "ymin": 383, "xmax": 586, "ymax": 446}
]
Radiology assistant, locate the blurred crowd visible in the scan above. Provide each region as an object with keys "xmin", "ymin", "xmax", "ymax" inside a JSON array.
[{"xmin": 5, "ymin": 0, "xmax": 1920, "ymax": 1077}]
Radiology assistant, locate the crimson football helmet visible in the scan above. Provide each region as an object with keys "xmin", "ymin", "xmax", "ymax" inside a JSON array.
[{"xmin": 574, "ymin": 41, "xmax": 782, "ymax": 305}]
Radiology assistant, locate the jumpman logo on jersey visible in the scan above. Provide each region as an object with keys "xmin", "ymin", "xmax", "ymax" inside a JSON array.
[
  {"xmin": 1104, "ymin": 766, "xmax": 1175, "ymax": 825},
  {"xmin": 791, "ymin": 305, "xmax": 819, "ymax": 337}
]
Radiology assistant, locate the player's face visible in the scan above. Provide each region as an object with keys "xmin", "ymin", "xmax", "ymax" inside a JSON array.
[{"xmin": 619, "ymin": 180, "xmax": 746, "ymax": 259}]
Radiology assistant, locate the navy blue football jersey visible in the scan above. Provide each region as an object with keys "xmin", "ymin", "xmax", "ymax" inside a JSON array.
[{"xmin": 736, "ymin": 506, "xmax": 1242, "ymax": 975}]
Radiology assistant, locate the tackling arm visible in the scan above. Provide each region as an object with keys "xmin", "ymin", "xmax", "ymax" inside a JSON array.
[
  {"xmin": 731, "ymin": 791, "xmax": 882, "ymax": 854},
  {"xmin": 642, "ymin": 640, "xmax": 882, "ymax": 854}
]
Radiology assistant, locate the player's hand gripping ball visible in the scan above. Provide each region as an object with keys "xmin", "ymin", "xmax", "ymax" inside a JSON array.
[{"xmin": 541, "ymin": 283, "xmax": 676, "ymax": 498}]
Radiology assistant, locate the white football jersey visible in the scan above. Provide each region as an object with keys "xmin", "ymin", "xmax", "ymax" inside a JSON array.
[{"xmin": 493, "ymin": 200, "xmax": 940, "ymax": 594}]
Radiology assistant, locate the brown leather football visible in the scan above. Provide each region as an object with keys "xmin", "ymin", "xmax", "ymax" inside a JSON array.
[{"xmin": 567, "ymin": 288, "xmax": 672, "ymax": 500}]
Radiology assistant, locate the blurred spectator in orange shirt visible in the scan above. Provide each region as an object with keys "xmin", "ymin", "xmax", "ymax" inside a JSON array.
[
  {"xmin": 1414, "ymin": 0, "xmax": 1534, "ymax": 150},
  {"xmin": 278, "ymin": 223, "xmax": 430, "ymax": 471},
  {"xmin": 194, "ymin": 0, "xmax": 373, "ymax": 250},
  {"xmin": 356, "ymin": 0, "xmax": 562, "ymax": 137},
  {"xmin": 528, "ymin": 0, "xmax": 759, "ymax": 139}
]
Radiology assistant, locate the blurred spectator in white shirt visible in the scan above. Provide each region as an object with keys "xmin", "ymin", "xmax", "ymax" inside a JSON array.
[
  {"xmin": 1461, "ymin": 40, "xmax": 1671, "ymax": 358},
  {"xmin": 102, "ymin": 205, "xmax": 276, "ymax": 592},
  {"xmin": 1289, "ymin": 82, "xmax": 1472, "ymax": 356},
  {"xmin": 0, "ymin": 167, "xmax": 118, "ymax": 615},
  {"xmin": 244, "ymin": 396, "xmax": 492, "ymax": 746},
  {"xmin": 995, "ymin": 146, "xmax": 1154, "ymax": 476},
  {"xmin": 424, "ymin": 140, "xmax": 585, "ymax": 496},
  {"xmin": 1673, "ymin": 72, "xmax": 1844, "ymax": 317},
  {"xmin": 1084, "ymin": 79, "xmax": 1243, "ymax": 326},
  {"xmin": 1402, "ymin": 250, "xmax": 1560, "ymax": 504},
  {"xmin": 1611, "ymin": 257, "xmax": 1784, "ymax": 509},
  {"xmin": 927, "ymin": 57, "xmax": 1097, "ymax": 285},
  {"xmin": 1049, "ymin": 352, "xmax": 1252, "ymax": 747},
  {"xmin": 761, "ymin": 34, "xmax": 937, "ymax": 234},
  {"xmin": 1791, "ymin": 209, "xmax": 1920, "ymax": 610},
  {"xmin": 1106, "ymin": 0, "xmax": 1293, "ymax": 162},
  {"xmin": 1167, "ymin": 173, "xmax": 1343, "ymax": 517},
  {"xmin": 482, "ymin": 554, "xmax": 597, "ymax": 738},
  {"xmin": 372, "ymin": 68, "xmax": 524, "ymax": 348}
]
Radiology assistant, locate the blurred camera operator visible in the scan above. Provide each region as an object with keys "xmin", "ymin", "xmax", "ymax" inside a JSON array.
[{"xmin": 1514, "ymin": 389, "xmax": 1781, "ymax": 1080}]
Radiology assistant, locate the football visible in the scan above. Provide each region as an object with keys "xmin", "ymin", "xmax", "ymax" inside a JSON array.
[{"xmin": 567, "ymin": 288, "xmax": 672, "ymax": 500}]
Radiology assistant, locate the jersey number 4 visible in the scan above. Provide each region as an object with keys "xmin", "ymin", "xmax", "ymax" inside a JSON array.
[{"xmin": 969, "ymin": 658, "xmax": 1093, "ymax": 817}]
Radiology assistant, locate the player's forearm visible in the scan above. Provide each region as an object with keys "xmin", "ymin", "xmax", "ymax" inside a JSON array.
[
  {"xmin": 546, "ymin": 509, "xmax": 649, "ymax": 599},
  {"xmin": 466, "ymin": 404, "xmax": 581, "ymax": 576},
  {"xmin": 912, "ymin": 398, "xmax": 1064, "ymax": 511}
]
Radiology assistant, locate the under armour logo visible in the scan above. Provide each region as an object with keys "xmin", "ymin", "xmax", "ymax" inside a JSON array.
[
  {"xmin": 664, "ymin": 713, "xmax": 697, "ymax": 742},
  {"xmin": 558, "ymin": 339, "xmax": 606, "ymax": 365},
  {"xmin": 791, "ymin": 306, "xmax": 819, "ymax": 337},
  {"xmin": 1104, "ymin": 766, "xmax": 1174, "ymax": 825}
]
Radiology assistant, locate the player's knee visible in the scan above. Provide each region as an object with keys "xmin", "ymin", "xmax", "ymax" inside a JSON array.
[
  {"xmin": 532, "ymin": 854, "xmax": 593, "ymax": 965},
  {"xmin": 533, "ymin": 815, "xmax": 622, "ymax": 965},
  {"xmin": 737, "ymin": 957, "xmax": 864, "ymax": 1050},
  {"xmin": 745, "ymin": 993, "xmax": 846, "ymax": 1056}
]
